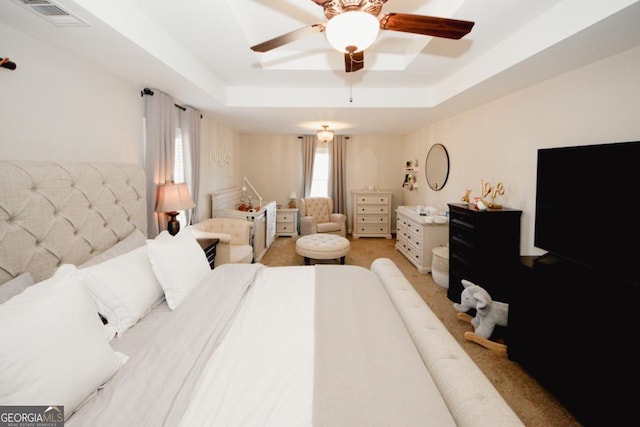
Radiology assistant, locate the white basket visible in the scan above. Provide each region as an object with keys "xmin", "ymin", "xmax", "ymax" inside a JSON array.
[{"xmin": 432, "ymin": 246, "xmax": 449, "ymax": 288}]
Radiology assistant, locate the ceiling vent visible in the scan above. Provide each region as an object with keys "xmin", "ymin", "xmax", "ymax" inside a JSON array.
[{"xmin": 14, "ymin": 0, "xmax": 89, "ymax": 27}]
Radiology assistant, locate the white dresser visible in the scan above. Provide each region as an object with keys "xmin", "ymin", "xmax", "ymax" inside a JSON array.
[
  {"xmin": 395, "ymin": 206, "xmax": 449, "ymax": 274},
  {"xmin": 352, "ymin": 190, "xmax": 393, "ymax": 239},
  {"xmin": 276, "ymin": 208, "xmax": 298, "ymax": 237}
]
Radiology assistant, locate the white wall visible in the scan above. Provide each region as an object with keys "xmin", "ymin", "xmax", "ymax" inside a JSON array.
[
  {"xmin": 0, "ymin": 23, "xmax": 142, "ymax": 163},
  {"xmin": 403, "ymin": 45, "xmax": 640, "ymax": 256}
]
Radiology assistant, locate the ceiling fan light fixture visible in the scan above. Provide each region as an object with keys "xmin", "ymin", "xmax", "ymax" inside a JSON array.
[
  {"xmin": 325, "ymin": 11, "xmax": 380, "ymax": 53},
  {"xmin": 317, "ymin": 125, "xmax": 334, "ymax": 143}
]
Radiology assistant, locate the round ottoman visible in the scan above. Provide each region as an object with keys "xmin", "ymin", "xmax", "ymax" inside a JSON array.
[
  {"xmin": 296, "ymin": 234, "xmax": 350, "ymax": 265},
  {"xmin": 432, "ymin": 246, "xmax": 449, "ymax": 288}
]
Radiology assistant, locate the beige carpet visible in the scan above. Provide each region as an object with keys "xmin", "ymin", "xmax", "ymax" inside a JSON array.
[{"xmin": 261, "ymin": 235, "xmax": 581, "ymax": 427}]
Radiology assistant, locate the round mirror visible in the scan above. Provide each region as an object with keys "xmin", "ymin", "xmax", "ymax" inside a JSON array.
[{"xmin": 425, "ymin": 143, "xmax": 450, "ymax": 191}]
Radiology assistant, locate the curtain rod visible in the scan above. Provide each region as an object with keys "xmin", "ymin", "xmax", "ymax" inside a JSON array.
[
  {"xmin": 140, "ymin": 87, "xmax": 188, "ymax": 112},
  {"xmin": 297, "ymin": 135, "xmax": 350, "ymax": 139}
]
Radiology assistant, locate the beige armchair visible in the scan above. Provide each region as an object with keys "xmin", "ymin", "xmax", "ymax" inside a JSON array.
[
  {"xmin": 188, "ymin": 218, "xmax": 253, "ymax": 267},
  {"xmin": 299, "ymin": 197, "xmax": 347, "ymax": 237}
]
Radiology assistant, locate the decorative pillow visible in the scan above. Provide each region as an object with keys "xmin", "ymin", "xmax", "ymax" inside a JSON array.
[
  {"xmin": 0, "ymin": 273, "xmax": 122, "ymax": 419},
  {"xmin": 75, "ymin": 245, "xmax": 165, "ymax": 335},
  {"xmin": 146, "ymin": 230, "xmax": 211, "ymax": 310},
  {"xmin": 79, "ymin": 229, "xmax": 147, "ymax": 269},
  {"xmin": 0, "ymin": 272, "xmax": 34, "ymax": 304}
]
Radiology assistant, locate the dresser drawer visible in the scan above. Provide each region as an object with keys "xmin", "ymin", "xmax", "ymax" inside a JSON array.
[
  {"xmin": 276, "ymin": 223, "xmax": 295, "ymax": 233},
  {"xmin": 356, "ymin": 194, "xmax": 390, "ymax": 204},
  {"xmin": 397, "ymin": 225, "xmax": 421, "ymax": 247},
  {"xmin": 357, "ymin": 205, "xmax": 389, "ymax": 214},
  {"xmin": 397, "ymin": 239, "xmax": 422, "ymax": 264},
  {"xmin": 276, "ymin": 212, "xmax": 294, "ymax": 222},
  {"xmin": 355, "ymin": 224, "xmax": 389, "ymax": 234},
  {"xmin": 356, "ymin": 215, "xmax": 388, "ymax": 224}
]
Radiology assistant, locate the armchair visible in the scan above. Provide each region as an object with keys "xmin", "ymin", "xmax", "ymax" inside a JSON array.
[
  {"xmin": 299, "ymin": 197, "xmax": 347, "ymax": 237},
  {"xmin": 188, "ymin": 218, "xmax": 253, "ymax": 267}
]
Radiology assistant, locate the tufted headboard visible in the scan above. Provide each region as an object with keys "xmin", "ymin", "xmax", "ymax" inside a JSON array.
[{"xmin": 0, "ymin": 161, "xmax": 147, "ymax": 285}]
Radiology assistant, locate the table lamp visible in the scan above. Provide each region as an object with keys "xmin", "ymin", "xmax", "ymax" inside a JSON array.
[
  {"xmin": 155, "ymin": 182, "xmax": 195, "ymax": 235},
  {"xmin": 288, "ymin": 192, "xmax": 297, "ymax": 208}
]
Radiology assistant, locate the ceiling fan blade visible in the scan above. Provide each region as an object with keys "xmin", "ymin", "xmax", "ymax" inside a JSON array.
[
  {"xmin": 380, "ymin": 13, "xmax": 474, "ymax": 39},
  {"xmin": 251, "ymin": 24, "xmax": 325, "ymax": 53},
  {"xmin": 345, "ymin": 51, "xmax": 364, "ymax": 73}
]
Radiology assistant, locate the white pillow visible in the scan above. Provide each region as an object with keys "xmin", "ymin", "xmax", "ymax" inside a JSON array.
[
  {"xmin": 75, "ymin": 245, "xmax": 165, "ymax": 335},
  {"xmin": 79, "ymin": 229, "xmax": 147, "ymax": 269},
  {"xmin": 146, "ymin": 230, "xmax": 210, "ymax": 310},
  {"xmin": 0, "ymin": 273, "xmax": 122, "ymax": 419}
]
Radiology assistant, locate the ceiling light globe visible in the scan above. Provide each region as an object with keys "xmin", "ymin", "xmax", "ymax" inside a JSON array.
[{"xmin": 325, "ymin": 11, "xmax": 380, "ymax": 53}]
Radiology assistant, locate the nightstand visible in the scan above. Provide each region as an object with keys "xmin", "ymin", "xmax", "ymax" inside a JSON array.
[
  {"xmin": 276, "ymin": 208, "xmax": 298, "ymax": 237},
  {"xmin": 196, "ymin": 237, "xmax": 219, "ymax": 269}
]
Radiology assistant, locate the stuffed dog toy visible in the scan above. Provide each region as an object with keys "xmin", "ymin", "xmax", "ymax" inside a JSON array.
[{"xmin": 453, "ymin": 279, "xmax": 508, "ymax": 339}]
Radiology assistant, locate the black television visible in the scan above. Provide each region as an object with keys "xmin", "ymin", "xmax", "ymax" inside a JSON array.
[{"xmin": 534, "ymin": 140, "xmax": 640, "ymax": 285}]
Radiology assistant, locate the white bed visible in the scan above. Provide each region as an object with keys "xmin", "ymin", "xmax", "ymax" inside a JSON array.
[{"xmin": 0, "ymin": 161, "xmax": 523, "ymax": 426}]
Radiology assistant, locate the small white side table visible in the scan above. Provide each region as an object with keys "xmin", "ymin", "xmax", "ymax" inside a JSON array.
[{"xmin": 276, "ymin": 208, "xmax": 298, "ymax": 237}]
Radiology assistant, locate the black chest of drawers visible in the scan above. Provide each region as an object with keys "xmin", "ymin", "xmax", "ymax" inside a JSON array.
[{"xmin": 447, "ymin": 203, "xmax": 522, "ymax": 303}]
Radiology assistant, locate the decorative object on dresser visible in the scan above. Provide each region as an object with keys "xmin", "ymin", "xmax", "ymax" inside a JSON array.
[
  {"xmin": 395, "ymin": 206, "xmax": 448, "ymax": 273},
  {"xmin": 352, "ymin": 190, "xmax": 392, "ymax": 239},
  {"xmin": 299, "ymin": 197, "xmax": 347, "ymax": 237},
  {"xmin": 241, "ymin": 176, "xmax": 263, "ymax": 210},
  {"xmin": 447, "ymin": 203, "xmax": 522, "ymax": 304},
  {"xmin": 155, "ymin": 182, "xmax": 195, "ymax": 236},
  {"xmin": 481, "ymin": 179, "xmax": 505, "ymax": 209},
  {"xmin": 276, "ymin": 208, "xmax": 298, "ymax": 237}
]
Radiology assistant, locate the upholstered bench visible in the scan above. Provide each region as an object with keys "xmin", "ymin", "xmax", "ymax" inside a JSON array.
[{"xmin": 295, "ymin": 234, "xmax": 350, "ymax": 265}]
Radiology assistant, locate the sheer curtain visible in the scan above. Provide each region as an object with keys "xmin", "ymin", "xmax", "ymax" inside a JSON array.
[
  {"xmin": 301, "ymin": 135, "xmax": 316, "ymax": 198},
  {"xmin": 143, "ymin": 89, "xmax": 177, "ymax": 238},
  {"xmin": 328, "ymin": 135, "xmax": 347, "ymax": 214},
  {"xmin": 180, "ymin": 107, "xmax": 201, "ymax": 225}
]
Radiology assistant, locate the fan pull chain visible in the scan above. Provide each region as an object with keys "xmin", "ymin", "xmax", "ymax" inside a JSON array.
[
  {"xmin": 349, "ymin": 53, "xmax": 354, "ymax": 102},
  {"xmin": 349, "ymin": 71, "xmax": 353, "ymax": 103}
]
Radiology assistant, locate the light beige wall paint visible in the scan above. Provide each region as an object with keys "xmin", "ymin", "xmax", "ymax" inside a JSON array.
[
  {"xmin": 236, "ymin": 133, "xmax": 405, "ymax": 233},
  {"xmin": 196, "ymin": 118, "xmax": 243, "ymax": 222},
  {"xmin": 345, "ymin": 135, "xmax": 405, "ymax": 233},
  {"xmin": 0, "ymin": 23, "xmax": 142, "ymax": 163},
  {"xmin": 403, "ymin": 45, "xmax": 640, "ymax": 256},
  {"xmin": 238, "ymin": 134, "xmax": 303, "ymax": 208}
]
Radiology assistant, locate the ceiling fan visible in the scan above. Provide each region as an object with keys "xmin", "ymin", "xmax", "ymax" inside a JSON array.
[{"xmin": 250, "ymin": 0, "xmax": 475, "ymax": 73}]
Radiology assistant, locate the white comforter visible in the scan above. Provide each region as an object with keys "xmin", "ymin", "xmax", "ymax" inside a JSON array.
[
  {"xmin": 68, "ymin": 263, "xmax": 456, "ymax": 427},
  {"xmin": 180, "ymin": 266, "xmax": 315, "ymax": 426}
]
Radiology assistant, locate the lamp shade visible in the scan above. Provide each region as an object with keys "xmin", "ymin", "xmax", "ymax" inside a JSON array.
[
  {"xmin": 288, "ymin": 192, "xmax": 297, "ymax": 199},
  {"xmin": 325, "ymin": 11, "xmax": 380, "ymax": 53},
  {"xmin": 155, "ymin": 182, "xmax": 195, "ymax": 213},
  {"xmin": 317, "ymin": 125, "xmax": 334, "ymax": 143}
]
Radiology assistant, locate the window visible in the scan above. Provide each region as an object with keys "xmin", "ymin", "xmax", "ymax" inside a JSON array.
[
  {"xmin": 310, "ymin": 143, "xmax": 329, "ymax": 197},
  {"xmin": 173, "ymin": 127, "xmax": 188, "ymax": 227}
]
